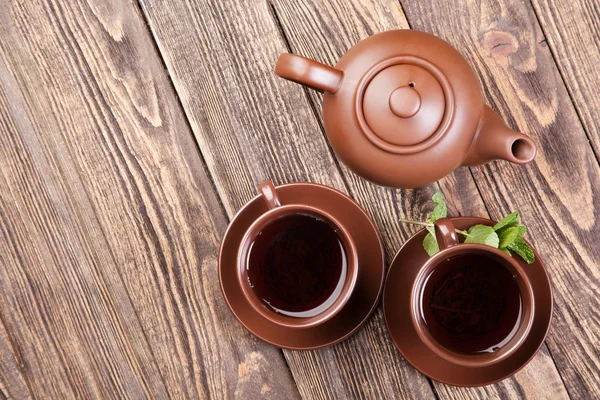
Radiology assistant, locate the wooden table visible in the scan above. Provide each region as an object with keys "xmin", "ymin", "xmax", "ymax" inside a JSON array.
[{"xmin": 0, "ymin": 0, "xmax": 598, "ymax": 398}]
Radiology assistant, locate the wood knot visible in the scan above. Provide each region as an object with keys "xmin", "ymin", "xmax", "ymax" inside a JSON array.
[{"xmin": 483, "ymin": 31, "xmax": 518, "ymax": 57}]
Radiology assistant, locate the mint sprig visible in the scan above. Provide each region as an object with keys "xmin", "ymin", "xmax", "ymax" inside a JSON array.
[
  {"xmin": 400, "ymin": 191, "xmax": 535, "ymax": 264},
  {"xmin": 419, "ymin": 190, "xmax": 448, "ymax": 256}
]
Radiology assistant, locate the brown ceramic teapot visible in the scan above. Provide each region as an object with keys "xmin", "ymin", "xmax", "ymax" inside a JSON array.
[{"xmin": 275, "ymin": 30, "xmax": 536, "ymax": 188}]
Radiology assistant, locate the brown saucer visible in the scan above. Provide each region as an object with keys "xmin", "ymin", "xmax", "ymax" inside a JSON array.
[
  {"xmin": 219, "ymin": 182, "xmax": 385, "ymax": 350},
  {"xmin": 383, "ymin": 217, "xmax": 553, "ymax": 386}
]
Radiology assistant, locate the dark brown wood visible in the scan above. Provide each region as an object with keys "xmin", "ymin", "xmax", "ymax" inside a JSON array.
[
  {"xmin": 399, "ymin": 0, "xmax": 600, "ymax": 398},
  {"xmin": 531, "ymin": 0, "xmax": 600, "ymax": 159},
  {"xmin": 0, "ymin": 0, "xmax": 297, "ymax": 398},
  {"xmin": 136, "ymin": 0, "xmax": 436, "ymax": 398},
  {"xmin": 0, "ymin": 0, "xmax": 598, "ymax": 397},
  {"xmin": 0, "ymin": 55, "xmax": 166, "ymax": 398},
  {"xmin": 271, "ymin": 0, "xmax": 569, "ymax": 398}
]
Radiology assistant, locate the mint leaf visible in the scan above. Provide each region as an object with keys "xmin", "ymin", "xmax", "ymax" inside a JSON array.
[
  {"xmin": 508, "ymin": 238, "xmax": 535, "ymax": 264},
  {"xmin": 429, "ymin": 190, "xmax": 447, "ymax": 223},
  {"xmin": 422, "ymin": 191, "xmax": 445, "ymax": 255},
  {"xmin": 423, "ymin": 232, "xmax": 439, "ymax": 256},
  {"xmin": 500, "ymin": 248, "xmax": 512, "ymax": 256},
  {"xmin": 493, "ymin": 211, "xmax": 520, "ymax": 233},
  {"xmin": 499, "ymin": 225, "xmax": 527, "ymax": 249},
  {"xmin": 464, "ymin": 225, "xmax": 499, "ymax": 248}
]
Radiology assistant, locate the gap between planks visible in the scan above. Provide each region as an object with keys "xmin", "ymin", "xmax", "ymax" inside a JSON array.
[
  {"xmin": 131, "ymin": 0, "xmax": 230, "ymax": 220},
  {"xmin": 270, "ymin": 0, "xmax": 574, "ymax": 397},
  {"xmin": 132, "ymin": 0, "xmax": 396, "ymax": 395},
  {"xmin": 267, "ymin": 1, "xmax": 472, "ymax": 398},
  {"xmin": 526, "ymin": 2, "xmax": 600, "ymax": 169},
  {"xmin": 130, "ymin": 0, "xmax": 576, "ymax": 398},
  {"xmin": 396, "ymin": 3, "xmax": 577, "ymax": 398},
  {"xmin": 511, "ymin": 1, "xmax": 595, "ymax": 396},
  {"xmin": 266, "ymin": 0, "xmax": 356, "ymax": 202},
  {"xmin": 43, "ymin": 0, "xmax": 173, "ymax": 394},
  {"xmin": 130, "ymin": 0, "xmax": 304, "ymax": 396}
]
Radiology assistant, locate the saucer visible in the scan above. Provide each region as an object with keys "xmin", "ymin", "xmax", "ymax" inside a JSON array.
[
  {"xmin": 383, "ymin": 217, "xmax": 552, "ymax": 386},
  {"xmin": 219, "ymin": 182, "xmax": 385, "ymax": 350}
]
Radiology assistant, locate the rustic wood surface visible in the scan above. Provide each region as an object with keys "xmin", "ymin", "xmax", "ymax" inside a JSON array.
[
  {"xmin": 400, "ymin": 1, "xmax": 600, "ymax": 398},
  {"xmin": 0, "ymin": 0, "xmax": 297, "ymax": 398},
  {"xmin": 0, "ymin": 0, "xmax": 598, "ymax": 398},
  {"xmin": 531, "ymin": 0, "xmax": 600, "ymax": 159},
  {"xmin": 271, "ymin": 2, "xmax": 569, "ymax": 399}
]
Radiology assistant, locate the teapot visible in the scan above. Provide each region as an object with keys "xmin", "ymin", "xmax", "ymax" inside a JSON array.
[{"xmin": 275, "ymin": 30, "xmax": 536, "ymax": 188}]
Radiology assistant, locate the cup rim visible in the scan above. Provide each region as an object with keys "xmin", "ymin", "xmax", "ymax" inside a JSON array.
[
  {"xmin": 410, "ymin": 244, "xmax": 535, "ymax": 367},
  {"xmin": 237, "ymin": 204, "xmax": 359, "ymax": 329}
]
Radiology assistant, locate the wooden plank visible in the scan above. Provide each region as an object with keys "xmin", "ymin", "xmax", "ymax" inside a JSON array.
[
  {"xmin": 0, "ymin": 321, "xmax": 31, "ymax": 399},
  {"xmin": 0, "ymin": 0, "xmax": 298, "ymax": 398},
  {"xmin": 136, "ymin": 0, "xmax": 437, "ymax": 398},
  {"xmin": 272, "ymin": 0, "xmax": 569, "ymax": 398},
  {"xmin": 0, "ymin": 54, "xmax": 167, "ymax": 398},
  {"xmin": 530, "ymin": 0, "xmax": 600, "ymax": 160},
  {"xmin": 398, "ymin": 0, "xmax": 600, "ymax": 398}
]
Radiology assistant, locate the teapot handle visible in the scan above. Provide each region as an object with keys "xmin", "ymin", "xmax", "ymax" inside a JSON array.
[{"xmin": 275, "ymin": 53, "xmax": 343, "ymax": 94}]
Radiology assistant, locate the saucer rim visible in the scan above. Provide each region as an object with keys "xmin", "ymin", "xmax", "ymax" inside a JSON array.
[
  {"xmin": 218, "ymin": 181, "xmax": 385, "ymax": 350},
  {"xmin": 383, "ymin": 216, "xmax": 553, "ymax": 387}
]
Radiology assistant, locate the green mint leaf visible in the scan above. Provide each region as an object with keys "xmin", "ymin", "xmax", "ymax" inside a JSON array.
[
  {"xmin": 428, "ymin": 190, "xmax": 447, "ymax": 223},
  {"xmin": 493, "ymin": 211, "xmax": 520, "ymax": 233},
  {"xmin": 426, "ymin": 225, "xmax": 435, "ymax": 236},
  {"xmin": 500, "ymin": 248, "xmax": 512, "ymax": 256},
  {"xmin": 507, "ymin": 238, "xmax": 535, "ymax": 264},
  {"xmin": 499, "ymin": 225, "xmax": 527, "ymax": 249},
  {"xmin": 423, "ymin": 232, "xmax": 440, "ymax": 256},
  {"xmin": 464, "ymin": 224, "xmax": 499, "ymax": 248}
]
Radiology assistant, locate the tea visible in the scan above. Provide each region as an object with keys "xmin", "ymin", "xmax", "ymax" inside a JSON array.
[
  {"xmin": 246, "ymin": 213, "xmax": 346, "ymax": 317},
  {"xmin": 421, "ymin": 254, "xmax": 522, "ymax": 354}
]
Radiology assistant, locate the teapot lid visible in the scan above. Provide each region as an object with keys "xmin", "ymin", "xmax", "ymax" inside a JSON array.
[{"xmin": 356, "ymin": 57, "xmax": 453, "ymax": 154}]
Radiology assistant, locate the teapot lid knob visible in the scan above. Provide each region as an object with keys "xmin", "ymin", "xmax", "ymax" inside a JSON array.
[{"xmin": 389, "ymin": 85, "xmax": 421, "ymax": 118}]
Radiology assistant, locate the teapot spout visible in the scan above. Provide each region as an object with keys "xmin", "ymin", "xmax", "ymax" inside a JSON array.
[{"xmin": 463, "ymin": 106, "xmax": 537, "ymax": 166}]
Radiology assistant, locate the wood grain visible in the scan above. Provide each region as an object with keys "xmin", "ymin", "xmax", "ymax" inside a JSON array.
[
  {"xmin": 399, "ymin": 0, "xmax": 600, "ymax": 398},
  {"xmin": 0, "ymin": 321, "xmax": 31, "ymax": 399},
  {"xmin": 530, "ymin": 0, "xmax": 600, "ymax": 159},
  {"xmin": 0, "ymin": 52, "xmax": 166, "ymax": 399},
  {"xmin": 0, "ymin": 0, "xmax": 597, "ymax": 397},
  {"xmin": 272, "ymin": 0, "xmax": 569, "ymax": 398},
  {"xmin": 0, "ymin": 0, "xmax": 297, "ymax": 398},
  {"xmin": 136, "ymin": 0, "xmax": 438, "ymax": 398}
]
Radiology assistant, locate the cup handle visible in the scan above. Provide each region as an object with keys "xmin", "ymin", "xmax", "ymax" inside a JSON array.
[
  {"xmin": 258, "ymin": 181, "xmax": 281, "ymax": 210},
  {"xmin": 434, "ymin": 218, "xmax": 459, "ymax": 251}
]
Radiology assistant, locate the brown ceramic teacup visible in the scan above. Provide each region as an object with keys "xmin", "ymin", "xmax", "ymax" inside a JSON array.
[
  {"xmin": 411, "ymin": 218, "xmax": 535, "ymax": 368},
  {"xmin": 236, "ymin": 181, "xmax": 359, "ymax": 329}
]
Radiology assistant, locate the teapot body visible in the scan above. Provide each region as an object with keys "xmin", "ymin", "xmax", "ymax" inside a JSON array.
[
  {"xmin": 276, "ymin": 30, "xmax": 536, "ymax": 188},
  {"xmin": 324, "ymin": 30, "xmax": 482, "ymax": 187}
]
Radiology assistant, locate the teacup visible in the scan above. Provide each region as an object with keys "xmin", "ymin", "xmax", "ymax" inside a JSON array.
[
  {"xmin": 411, "ymin": 218, "xmax": 535, "ymax": 367},
  {"xmin": 236, "ymin": 181, "xmax": 359, "ymax": 329}
]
